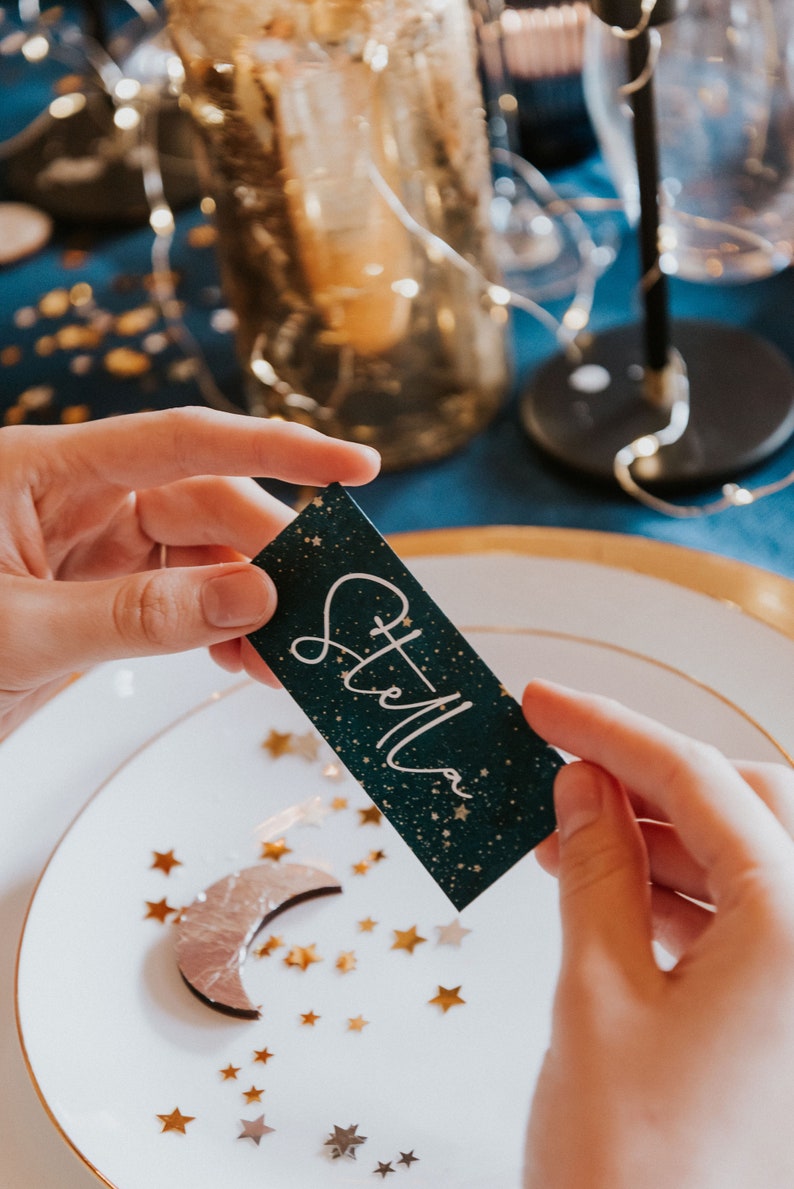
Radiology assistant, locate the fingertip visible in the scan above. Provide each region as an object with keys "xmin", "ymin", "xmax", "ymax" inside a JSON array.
[{"xmin": 239, "ymin": 638, "xmax": 282, "ymax": 688}]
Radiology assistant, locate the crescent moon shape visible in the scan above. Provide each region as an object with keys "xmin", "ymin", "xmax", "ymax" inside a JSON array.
[{"xmin": 174, "ymin": 863, "xmax": 342, "ymax": 1019}]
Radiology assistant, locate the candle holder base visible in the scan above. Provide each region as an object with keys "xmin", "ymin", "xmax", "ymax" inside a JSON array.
[{"xmin": 520, "ymin": 319, "xmax": 794, "ymax": 489}]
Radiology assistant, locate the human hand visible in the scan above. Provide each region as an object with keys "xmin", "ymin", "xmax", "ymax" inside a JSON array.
[
  {"xmin": 522, "ymin": 680, "xmax": 794, "ymax": 1189},
  {"xmin": 0, "ymin": 406, "xmax": 379, "ymax": 739}
]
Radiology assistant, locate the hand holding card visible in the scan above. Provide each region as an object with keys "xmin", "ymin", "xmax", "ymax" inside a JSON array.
[{"xmin": 248, "ymin": 485, "xmax": 563, "ymax": 908}]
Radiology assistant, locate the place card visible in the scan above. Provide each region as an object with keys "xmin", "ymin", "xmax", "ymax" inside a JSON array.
[{"xmin": 247, "ymin": 484, "xmax": 563, "ymax": 909}]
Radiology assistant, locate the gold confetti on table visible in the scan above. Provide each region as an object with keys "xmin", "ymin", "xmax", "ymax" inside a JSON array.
[
  {"xmin": 253, "ymin": 933, "xmax": 283, "ymax": 958},
  {"xmin": 391, "ymin": 926, "xmax": 426, "ymax": 955},
  {"xmin": 156, "ymin": 1107, "xmax": 195, "ymax": 1134},
  {"xmin": 252, "ymin": 1047, "xmax": 275, "ymax": 1065},
  {"xmin": 150, "ymin": 849, "xmax": 182, "ymax": 876},
  {"xmin": 242, "ymin": 1086, "xmax": 264, "ymax": 1104},
  {"xmin": 238, "ymin": 1114, "xmax": 275, "ymax": 1145},
  {"xmin": 428, "ymin": 985, "xmax": 466, "ymax": 1013},
  {"xmin": 300, "ymin": 1010, "xmax": 320, "ymax": 1026},
  {"xmin": 284, "ymin": 944, "xmax": 322, "ymax": 971},
  {"xmin": 262, "ymin": 729, "xmax": 295, "ymax": 758},
  {"xmin": 335, "ymin": 951, "xmax": 357, "ymax": 974},
  {"xmin": 358, "ymin": 805, "xmax": 383, "ymax": 827},
  {"xmin": 358, "ymin": 917, "xmax": 377, "ymax": 933},
  {"xmin": 374, "ymin": 1161, "xmax": 395, "ymax": 1178},
  {"xmin": 325, "ymin": 1123, "xmax": 367, "ymax": 1159},
  {"xmin": 260, "ymin": 838, "xmax": 292, "ymax": 862},
  {"xmin": 398, "ymin": 1150, "xmax": 420, "ymax": 1167},
  {"xmin": 219, "ymin": 1064, "xmax": 240, "ymax": 1081},
  {"xmin": 347, "ymin": 1015, "xmax": 369, "ymax": 1032},
  {"xmin": 144, "ymin": 898, "xmax": 177, "ymax": 923},
  {"xmin": 436, "ymin": 918, "xmax": 472, "ymax": 948}
]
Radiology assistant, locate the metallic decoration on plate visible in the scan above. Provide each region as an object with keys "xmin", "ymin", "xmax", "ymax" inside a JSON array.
[
  {"xmin": 237, "ymin": 1114, "xmax": 275, "ymax": 1144},
  {"xmin": 325, "ymin": 1123, "xmax": 367, "ymax": 1159},
  {"xmin": 174, "ymin": 863, "xmax": 341, "ymax": 1018},
  {"xmin": 391, "ymin": 927, "xmax": 426, "ymax": 955},
  {"xmin": 156, "ymin": 1106, "xmax": 195, "ymax": 1134},
  {"xmin": 436, "ymin": 919, "xmax": 472, "ymax": 948},
  {"xmin": 428, "ymin": 985, "xmax": 466, "ymax": 1013},
  {"xmin": 150, "ymin": 848, "xmax": 182, "ymax": 875}
]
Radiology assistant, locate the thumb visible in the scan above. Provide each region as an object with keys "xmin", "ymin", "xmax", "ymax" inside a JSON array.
[
  {"xmin": 2, "ymin": 564, "xmax": 277, "ymax": 687},
  {"xmin": 554, "ymin": 761, "xmax": 654, "ymax": 979}
]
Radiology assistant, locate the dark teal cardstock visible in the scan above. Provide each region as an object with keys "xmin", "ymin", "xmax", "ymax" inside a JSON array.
[{"xmin": 248, "ymin": 484, "xmax": 563, "ymax": 909}]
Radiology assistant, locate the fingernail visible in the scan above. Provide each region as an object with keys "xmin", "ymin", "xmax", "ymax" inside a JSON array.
[
  {"xmin": 555, "ymin": 763, "xmax": 604, "ymax": 843},
  {"xmin": 202, "ymin": 567, "xmax": 276, "ymax": 629}
]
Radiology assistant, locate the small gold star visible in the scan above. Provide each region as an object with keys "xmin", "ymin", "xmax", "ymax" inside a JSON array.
[
  {"xmin": 428, "ymin": 985, "xmax": 465, "ymax": 1013},
  {"xmin": 335, "ymin": 950, "xmax": 357, "ymax": 974},
  {"xmin": 242, "ymin": 1086, "xmax": 264, "ymax": 1104},
  {"xmin": 284, "ymin": 944, "xmax": 322, "ymax": 971},
  {"xmin": 398, "ymin": 1151, "xmax": 420, "ymax": 1168},
  {"xmin": 262, "ymin": 729, "xmax": 294, "ymax": 758},
  {"xmin": 253, "ymin": 1047, "xmax": 274, "ymax": 1064},
  {"xmin": 144, "ymin": 898, "xmax": 177, "ymax": 923},
  {"xmin": 253, "ymin": 934, "xmax": 283, "ymax": 958},
  {"xmin": 330, "ymin": 794, "xmax": 348, "ymax": 809},
  {"xmin": 300, "ymin": 1010, "xmax": 320, "ymax": 1026},
  {"xmin": 374, "ymin": 1161, "xmax": 395, "ymax": 1178},
  {"xmin": 369, "ymin": 849, "xmax": 387, "ymax": 863},
  {"xmin": 352, "ymin": 859, "xmax": 370, "ymax": 876},
  {"xmin": 260, "ymin": 838, "xmax": 292, "ymax": 862},
  {"xmin": 453, "ymin": 804, "xmax": 470, "ymax": 821},
  {"xmin": 391, "ymin": 926, "xmax": 426, "ymax": 955},
  {"xmin": 358, "ymin": 917, "xmax": 377, "ymax": 933},
  {"xmin": 150, "ymin": 849, "xmax": 182, "ymax": 875},
  {"xmin": 156, "ymin": 1107, "xmax": 195, "ymax": 1134},
  {"xmin": 347, "ymin": 1015, "xmax": 369, "ymax": 1032},
  {"xmin": 238, "ymin": 1114, "xmax": 275, "ymax": 1144},
  {"xmin": 436, "ymin": 919, "xmax": 472, "ymax": 947},
  {"xmin": 357, "ymin": 805, "xmax": 382, "ymax": 826},
  {"xmin": 311, "ymin": 536, "xmax": 322, "ymax": 546},
  {"xmin": 220, "ymin": 1063, "xmax": 240, "ymax": 1080}
]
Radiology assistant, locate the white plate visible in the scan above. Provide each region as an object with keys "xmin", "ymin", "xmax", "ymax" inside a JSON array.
[{"xmin": 15, "ymin": 531, "xmax": 794, "ymax": 1189}]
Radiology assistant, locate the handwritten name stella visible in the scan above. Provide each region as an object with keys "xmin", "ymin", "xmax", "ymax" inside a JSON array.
[{"xmin": 289, "ymin": 573, "xmax": 473, "ymax": 798}]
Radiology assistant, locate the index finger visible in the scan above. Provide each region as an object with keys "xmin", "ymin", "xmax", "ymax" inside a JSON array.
[
  {"xmin": 523, "ymin": 680, "xmax": 794, "ymax": 900},
  {"xmin": 39, "ymin": 407, "xmax": 382, "ymax": 491}
]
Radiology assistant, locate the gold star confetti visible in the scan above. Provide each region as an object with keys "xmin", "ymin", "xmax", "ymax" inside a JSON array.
[
  {"xmin": 292, "ymin": 731, "xmax": 321, "ymax": 761},
  {"xmin": 300, "ymin": 1010, "xmax": 320, "ymax": 1026},
  {"xmin": 220, "ymin": 1064, "xmax": 240, "ymax": 1080},
  {"xmin": 150, "ymin": 849, "xmax": 182, "ymax": 876},
  {"xmin": 453, "ymin": 804, "xmax": 471, "ymax": 821},
  {"xmin": 428, "ymin": 985, "xmax": 466, "ymax": 1013},
  {"xmin": 254, "ymin": 934, "xmax": 283, "ymax": 958},
  {"xmin": 260, "ymin": 837, "xmax": 292, "ymax": 862},
  {"xmin": 352, "ymin": 859, "xmax": 370, "ymax": 876},
  {"xmin": 335, "ymin": 951, "xmax": 357, "ymax": 974},
  {"xmin": 369, "ymin": 849, "xmax": 387, "ymax": 863},
  {"xmin": 253, "ymin": 1047, "xmax": 274, "ymax": 1064},
  {"xmin": 330, "ymin": 794, "xmax": 348, "ymax": 808},
  {"xmin": 325, "ymin": 1123, "xmax": 366, "ymax": 1159},
  {"xmin": 262, "ymin": 729, "xmax": 294, "ymax": 758},
  {"xmin": 391, "ymin": 926, "xmax": 426, "ymax": 955},
  {"xmin": 156, "ymin": 1107, "xmax": 195, "ymax": 1134},
  {"xmin": 242, "ymin": 1086, "xmax": 264, "ymax": 1104},
  {"xmin": 284, "ymin": 944, "xmax": 322, "ymax": 971},
  {"xmin": 144, "ymin": 898, "xmax": 177, "ymax": 923},
  {"xmin": 398, "ymin": 1151, "xmax": 420, "ymax": 1168},
  {"xmin": 357, "ymin": 805, "xmax": 383, "ymax": 826},
  {"xmin": 374, "ymin": 1162, "xmax": 395, "ymax": 1178},
  {"xmin": 238, "ymin": 1114, "xmax": 275, "ymax": 1145},
  {"xmin": 436, "ymin": 918, "xmax": 472, "ymax": 948},
  {"xmin": 358, "ymin": 917, "xmax": 377, "ymax": 932},
  {"xmin": 347, "ymin": 1015, "xmax": 369, "ymax": 1032}
]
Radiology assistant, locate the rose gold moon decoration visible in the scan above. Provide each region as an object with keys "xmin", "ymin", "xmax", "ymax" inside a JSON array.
[{"xmin": 175, "ymin": 863, "xmax": 342, "ymax": 1018}]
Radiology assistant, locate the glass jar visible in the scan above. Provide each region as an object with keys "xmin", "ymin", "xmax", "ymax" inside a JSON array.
[
  {"xmin": 583, "ymin": 0, "xmax": 794, "ymax": 283},
  {"xmin": 167, "ymin": 0, "xmax": 511, "ymax": 469}
]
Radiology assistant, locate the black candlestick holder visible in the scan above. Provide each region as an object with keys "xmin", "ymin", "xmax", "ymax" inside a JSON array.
[{"xmin": 519, "ymin": 0, "xmax": 794, "ymax": 489}]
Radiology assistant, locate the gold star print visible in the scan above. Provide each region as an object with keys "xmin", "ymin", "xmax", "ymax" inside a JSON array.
[
  {"xmin": 220, "ymin": 1064, "xmax": 240, "ymax": 1081},
  {"xmin": 391, "ymin": 926, "xmax": 426, "ymax": 955},
  {"xmin": 156, "ymin": 1107, "xmax": 195, "ymax": 1134},
  {"xmin": 242, "ymin": 1086, "xmax": 264, "ymax": 1104},
  {"xmin": 150, "ymin": 849, "xmax": 182, "ymax": 875},
  {"xmin": 428, "ymin": 985, "xmax": 466, "ymax": 1013},
  {"xmin": 144, "ymin": 898, "xmax": 177, "ymax": 923},
  {"xmin": 284, "ymin": 944, "xmax": 322, "ymax": 971},
  {"xmin": 300, "ymin": 1010, "xmax": 320, "ymax": 1026},
  {"xmin": 262, "ymin": 729, "xmax": 294, "ymax": 758},
  {"xmin": 358, "ymin": 917, "xmax": 377, "ymax": 933},
  {"xmin": 357, "ymin": 805, "xmax": 382, "ymax": 826},
  {"xmin": 347, "ymin": 1015, "xmax": 369, "ymax": 1032},
  {"xmin": 253, "ymin": 1046, "xmax": 274, "ymax": 1064},
  {"xmin": 311, "ymin": 536, "xmax": 322, "ymax": 547},
  {"xmin": 254, "ymin": 934, "xmax": 283, "ymax": 958},
  {"xmin": 335, "ymin": 951, "xmax": 357, "ymax": 974},
  {"xmin": 352, "ymin": 859, "xmax": 370, "ymax": 876},
  {"xmin": 453, "ymin": 804, "xmax": 470, "ymax": 821},
  {"xmin": 260, "ymin": 838, "xmax": 292, "ymax": 862}
]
